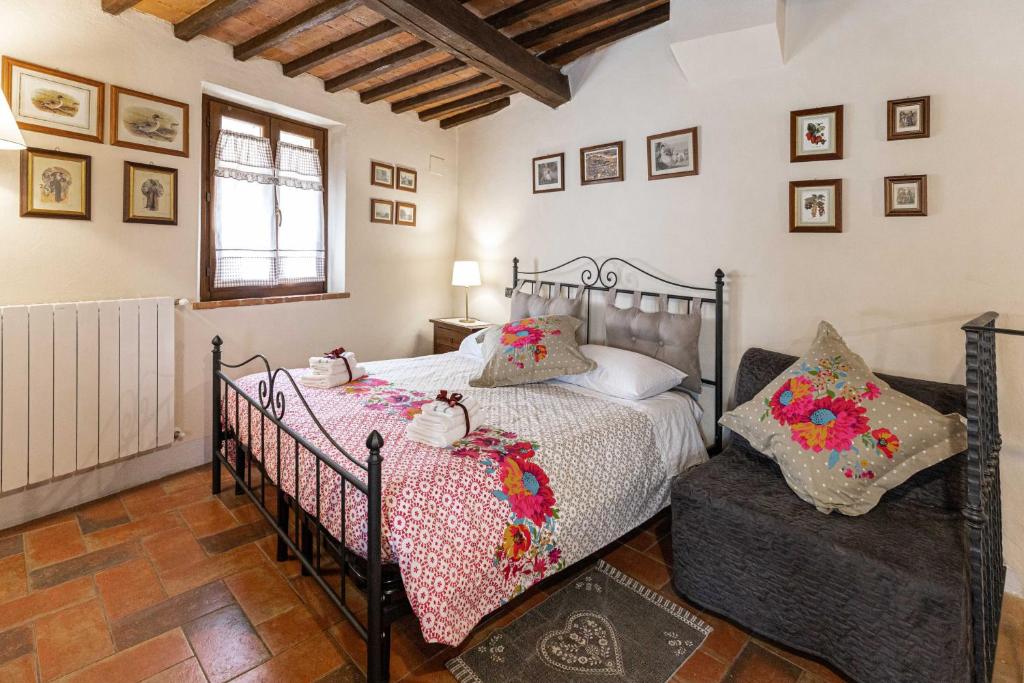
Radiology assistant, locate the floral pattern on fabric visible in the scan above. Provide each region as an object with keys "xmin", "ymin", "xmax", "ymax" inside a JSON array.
[
  {"xmin": 499, "ymin": 318, "xmax": 562, "ymax": 369},
  {"xmin": 349, "ymin": 377, "xmax": 433, "ymax": 421}
]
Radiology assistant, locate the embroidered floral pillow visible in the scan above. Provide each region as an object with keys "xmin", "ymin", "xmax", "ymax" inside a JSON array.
[
  {"xmin": 720, "ymin": 321, "xmax": 967, "ymax": 516},
  {"xmin": 470, "ymin": 315, "xmax": 595, "ymax": 388}
]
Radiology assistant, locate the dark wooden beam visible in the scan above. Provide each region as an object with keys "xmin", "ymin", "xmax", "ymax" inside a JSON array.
[
  {"xmin": 102, "ymin": 0, "xmax": 142, "ymax": 15},
  {"xmin": 362, "ymin": 0, "xmax": 570, "ymax": 107},
  {"xmin": 487, "ymin": 0, "xmax": 565, "ymax": 31},
  {"xmin": 324, "ymin": 42, "xmax": 435, "ymax": 92},
  {"xmin": 282, "ymin": 21, "xmax": 404, "ymax": 77},
  {"xmin": 234, "ymin": 0, "xmax": 361, "ymax": 61},
  {"xmin": 391, "ymin": 73, "xmax": 491, "ymax": 113},
  {"xmin": 358, "ymin": 58, "xmax": 466, "ymax": 103},
  {"xmin": 419, "ymin": 84, "xmax": 514, "ymax": 120},
  {"xmin": 439, "ymin": 97, "xmax": 510, "ymax": 129},
  {"xmin": 516, "ymin": 0, "xmax": 656, "ymax": 50},
  {"xmin": 541, "ymin": 2, "xmax": 669, "ymax": 67},
  {"xmin": 174, "ymin": 0, "xmax": 261, "ymax": 41}
]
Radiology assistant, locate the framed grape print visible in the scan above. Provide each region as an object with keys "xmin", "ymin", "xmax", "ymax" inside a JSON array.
[
  {"xmin": 647, "ymin": 127, "xmax": 698, "ymax": 180},
  {"xmin": 790, "ymin": 105, "xmax": 843, "ymax": 162},
  {"xmin": 396, "ymin": 201, "xmax": 416, "ymax": 226},
  {"xmin": 111, "ymin": 86, "xmax": 189, "ymax": 157},
  {"xmin": 532, "ymin": 152, "xmax": 564, "ymax": 193},
  {"xmin": 888, "ymin": 96, "xmax": 930, "ymax": 140},
  {"xmin": 20, "ymin": 147, "xmax": 91, "ymax": 220},
  {"xmin": 885, "ymin": 175, "xmax": 927, "ymax": 216},
  {"xmin": 2, "ymin": 57, "xmax": 104, "ymax": 143},
  {"xmin": 371, "ymin": 161, "xmax": 394, "ymax": 189},
  {"xmin": 397, "ymin": 166, "xmax": 417, "ymax": 192},
  {"xmin": 789, "ymin": 179, "xmax": 842, "ymax": 233},
  {"xmin": 124, "ymin": 161, "xmax": 178, "ymax": 225},
  {"xmin": 370, "ymin": 198, "xmax": 394, "ymax": 224}
]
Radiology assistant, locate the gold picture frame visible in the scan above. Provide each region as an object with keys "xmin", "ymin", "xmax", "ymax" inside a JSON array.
[
  {"xmin": 111, "ymin": 85, "xmax": 189, "ymax": 158},
  {"xmin": 124, "ymin": 161, "xmax": 178, "ymax": 225},
  {"xmin": 20, "ymin": 147, "xmax": 91, "ymax": 220},
  {"xmin": 2, "ymin": 57, "xmax": 104, "ymax": 143}
]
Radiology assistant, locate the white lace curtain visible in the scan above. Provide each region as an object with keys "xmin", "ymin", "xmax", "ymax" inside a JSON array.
[{"xmin": 213, "ymin": 130, "xmax": 325, "ymax": 289}]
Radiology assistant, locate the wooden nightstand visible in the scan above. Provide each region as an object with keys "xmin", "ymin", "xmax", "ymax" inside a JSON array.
[{"xmin": 430, "ymin": 318, "xmax": 492, "ymax": 354}]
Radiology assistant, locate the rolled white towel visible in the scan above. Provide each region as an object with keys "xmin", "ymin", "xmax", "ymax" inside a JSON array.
[{"xmin": 298, "ymin": 365, "xmax": 366, "ymax": 389}]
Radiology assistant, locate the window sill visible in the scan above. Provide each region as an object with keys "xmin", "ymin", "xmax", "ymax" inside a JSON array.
[{"xmin": 193, "ymin": 292, "xmax": 350, "ymax": 310}]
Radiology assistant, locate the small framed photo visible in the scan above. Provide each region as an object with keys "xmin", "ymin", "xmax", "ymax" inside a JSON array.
[
  {"xmin": 888, "ymin": 96, "xmax": 930, "ymax": 140},
  {"xmin": 791, "ymin": 105, "xmax": 844, "ymax": 162},
  {"xmin": 370, "ymin": 198, "xmax": 394, "ymax": 224},
  {"xmin": 396, "ymin": 201, "xmax": 417, "ymax": 227},
  {"xmin": 580, "ymin": 141, "xmax": 624, "ymax": 185},
  {"xmin": 2, "ymin": 57, "xmax": 104, "ymax": 143},
  {"xmin": 532, "ymin": 152, "xmax": 564, "ymax": 193},
  {"xmin": 371, "ymin": 161, "xmax": 394, "ymax": 189},
  {"xmin": 647, "ymin": 127, "xmax": 698, "ymax": 180},
  {"xmin": 396, "ymin": 166, "xmax": 417, "ymax": 192},
  {"xmin": 20, "ymin": 147, "xmax": 91, "ymax": 220},
  {"xmin": 885, "ymin": 175, "xmax": 927, "ymax": 216},
  {"xmin": 111, "ymin": 86, "xmax": 188, "ymax": 157},
  {"xmin": 124, "ymin": 161, "xmax": 177, "ymax": 225},
  {"xmin": 789, "ymin": 179, "xmax": 842, "ymax": 233}
]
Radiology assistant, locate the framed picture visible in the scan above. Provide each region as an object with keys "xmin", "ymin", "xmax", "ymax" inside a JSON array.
[
  {"xmin": 371, "ymin": 161, "xmax": 394, "ymax": 189},
  {"xmin": 790, "ymin": 105, "xmax": 844, "ymax": 162},
  {"xmin": 2, "ymin": 57, "xmax": 104, "ymax": 143},
  {"xmin": 580, "ymin": 141, "xmax": 624, "ymax": 185},
  {"xmin": 647, "ymin": 127, "xmax": 698, "ymax": 180},
  {"xmin": 110, "ymin": 86, "xmax": 188, "ymax": 157},
  {"xmin": 396, "ymin": 166, "xmax": 417, "ymax": 192},
  {"xmin": 789, "ymin": 179, "xmax": 842, "ymax": 233},
  {"xmin": 532, "ymin": 152, "xmax": 564, "ymax": 193},
  {"xmin": 396, "ymin": 201, "xmax": 417, "ymax": 227},
  {"xmin": 20, "ymin": 147, "xmax": 91, "ymax": 220},
  {"xmin": 370, "ymin": 198, "xmax": 394, "ymax": 224},
  {"xmin": 888, "ymin": 96, "xmax": 930, "ymax": 140},
  {"xmin": 885, "ymin": 175, "xmax": 927, "ymax": 216},
  {"xmin": 124, "ymin": 161, "xmax": 177, "ymax": 225}
]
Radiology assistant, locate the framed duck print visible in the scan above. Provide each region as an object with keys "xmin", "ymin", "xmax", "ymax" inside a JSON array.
[
  {"xmin": 371, "ymin": 161, "xmax": 394, "ymax": 189},
  {"xmin": 124, "ymin": 161, "xmax": 178, "ymax": 225},
  {"xmin": 396, "ymin": 201, "xmax": 416, "ymax": 226},
  {"xmin": 370, "ymin": 198, "xmax": 394, "ymax": 224},
  {"xmin": 2, "ymin": 57, "xmax": 104, "ymax": 143},
  {"xmin": 396, "ymin": 166, "xmax": 417, "ymax": 192},
  {"xmin": 790, "ymin": 105, "xmax": 843, "ymax": 162},
  {"xmin": 532, "ymin": 152, "xmax": 564, "ymax": 193},
  {"xmin": 580, "ymin": 141, "xmax": 624, "ymax": 185},
  {"xmin": 111, "ymin": 86, "xmax": 189, "ymax": 157},
  {"xmin": 789, "ymin": 179, "xmax": 842, "ymax": 233},
  {"xmin": 20, "ymin": 148, "xmax": 91, "ymax": 220},
  {"xmin": 647, "ymin": 127, "xmax": 698, "ymax": 180},
  {"xmin": 885, "ymin": 175, "xmax": 927, "ymax": 216},
  {"xmin": 888, "ymin": 96, "xmax": 930, "ymax": 140}
]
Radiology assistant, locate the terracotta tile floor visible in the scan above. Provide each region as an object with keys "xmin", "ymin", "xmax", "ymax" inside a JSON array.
[{"xmin": 0, "ymin": 464, "xmax": 1021, "ymax": 682}]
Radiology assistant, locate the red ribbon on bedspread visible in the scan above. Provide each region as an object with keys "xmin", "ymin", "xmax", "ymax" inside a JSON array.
[
  {"xmin": 435, "ymin": 390, "xmax": 471, "ymax": 437},
  {"xmin": 324, "ymin": 347, "xmax": 352, "ymax": 383}
]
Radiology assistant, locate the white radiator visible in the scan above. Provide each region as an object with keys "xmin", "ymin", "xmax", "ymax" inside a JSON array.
[{"xmin": 1, "ymin": 297, "xmax": 174, "ymax": 492}]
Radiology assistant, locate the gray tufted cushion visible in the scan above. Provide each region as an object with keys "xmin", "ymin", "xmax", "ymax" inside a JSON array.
[{"xmin": 510, "ymin": 286, "xmax": 586, "ymax": 343}]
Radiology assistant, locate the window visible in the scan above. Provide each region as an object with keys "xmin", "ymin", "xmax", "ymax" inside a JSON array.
[{"xmin": 201, "ymin": 96, "xmax": 328, "ymax": 301}]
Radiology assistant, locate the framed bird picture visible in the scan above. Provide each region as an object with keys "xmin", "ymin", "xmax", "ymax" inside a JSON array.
[
  {"xmin": 2, "ymin": 57, "xmax": 105, "ymax": 143},
  {"xmin": 110, "ymin": 86, "xmax": 189, "ymax": 158}
]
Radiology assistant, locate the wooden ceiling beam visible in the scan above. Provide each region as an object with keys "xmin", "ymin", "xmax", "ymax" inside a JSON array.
[
  {"xmin": 361, "ymin": 0, "xmax": 570, "ymax": 107},
  {"xmin": 358, "ymin": 57, "xmax": 466, "ymax": 103},
  {"xmin": 390, "ymin": 73, "xmax": 492, "ymax": 113},
  {"xmin": 419, "ymin": 84, "xmax": 514, "ymax": 120},
  {"xmin": 541, "ymin": 2, "xmax": 669, "ymax": 67},
  {"xmin": 234, "ymin": 0, "xmax": 361, "ymax": 61},
  {"xmin": 324, "ymin": 42, "xmax": 436, "ymax": 92},
  {"xmin": 174, "ymin": 0, "xmax": 261, "ymax": 41},
  {"xmin": 440, "ymin": 97, "xmax": 510, "ymax": 129},
  {"xmin": 282, "ymin": 21, "xmax": 404, "ymax": 77},
  {"xmin": 487, "ymin": 0, "xmax": 566, "ymax": 31},
  {"xmin": 102, "ymin": 0, "xmax": 143, "ymax": 15},
  {"xmin": 516, "ymin": 0, "xmax": 657, "ymax": 50}
]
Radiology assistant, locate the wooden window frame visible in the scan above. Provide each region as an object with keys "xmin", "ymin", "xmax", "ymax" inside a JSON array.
[{"xmin": 201, "ymin": 95, "xmax": 330, "ymax": 302}]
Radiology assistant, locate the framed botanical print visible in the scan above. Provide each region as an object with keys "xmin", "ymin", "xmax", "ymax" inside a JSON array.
[
  {"xmin": 371, "ymin": 161, "xmax": 394, "ymax": 189},
  {"xmin": 370, "ymin": 198, "xmax": 394, "ymax": 224},
  {"xmin": 647, "ymin": 127, "xmax": 698, "ymax": 180},
  {"xmin": 580, "ymin": 141, "xmax": 624, "ymax": 185},
  {"xmin": 789, "ymin": 179, "xmax": 842, "ymax": 233},
  {"xmin": 888, "ymin": 96, "xmax": 930, "ymax": 140},
  {"xmin": 20, "ymin": 148, "xmax": 91, "ymax": 220},
  {"xmin": 2, "ymin": 57, "xmax": 104, "ymax": 143},
  {"xmin": 111, "ymin": 86, "xmax": 188, "ymax": 157},
  {"xmin": 124, "ymin": 161, "xmax": 177, "ymax": 225},
  {"xmin": 396, "ymin": 166, "xmax": 417, "ymax": 192},
  {"xmin": 790, "ymin": 105, "xmax": 843, "ymax": 162},
  {"xmin": 532, "ymin": 152, "xmax": 564, "ymax": 193},
  {"xmin": 396, "ymin": 201, "xmax": 417, "ymax": 226},
  {"xmin": 885, "ymin": 175, "xmax": 927, "ymax": 216}
]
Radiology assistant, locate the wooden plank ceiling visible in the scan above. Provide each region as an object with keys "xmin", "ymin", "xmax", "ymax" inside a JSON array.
[{"xmin": 104, "ymin": 0, "xmax": 670, "ymax": 128}]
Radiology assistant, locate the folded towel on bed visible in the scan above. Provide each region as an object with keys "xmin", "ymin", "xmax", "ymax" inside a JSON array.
[
  {"xmin": 309, "ymin": 354, "xmax": 358, "ymax": 375},
  {"xmin": 405, "ymin": 391, "xmax": 481, "ymax": 446},
  {"xmin": 406, "ymin": 417, "xmax": 481, "ymax": 448},
  {"xmin": 298, "ymin": 365, "xmax": 366, "ymax": 389},
  {"xmin": 419, "ymin": 394, "xmax": 480, "ymax": 416}
]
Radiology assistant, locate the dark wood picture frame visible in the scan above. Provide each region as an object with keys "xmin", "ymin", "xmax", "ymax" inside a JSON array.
[
  {"xmin": 123, "ymin": 161, "xmax": 178, "ymax": 225},
  {"xmin": 789, "ymin": 179, "xmax": 842, "ymax": 233},
  {"xmin": 885, "ymin": 175, "xmax": 928, "ymax": 216},
  {"xmin": 395, "ymin": 201, "xmax": 417, "ymax": 226},
  {"xmin": 887, "ymin": 96, "xmax": 930, "ymax": 140},
  {"xmin": 20, "ymin": 147, "xmax": 92, "ymax": 220},
  {"xmin": 532, "ymin": 152, "xmax": 565, "ymax": 193},
  {"xmin": 647, "ymin": 127, "xmax": 699, "ymax": 180},
  {"xmin": 370, "ymin": 198, "xmax": 394, "ymax": 224},
  {"xmin": 396, "ymin": 166, "xmax": 417, "ymax": 192},
  {"xmin": 371, "ymin": 161, "xmax": 395, "ymax": 189},
  {"xmin": 580, "ymin": 141, "xmax": 624, "ymax": 185},
  {"xmin": 790, "ymin": 105, "xmax": 844, "ymax": 162},
  {"xmin": 2, "ymin": 57, "xmax": 105, "ymax": 144},
  {"xmin": 110, "ymin": 85, "xmax": 189, "ymax": 158}
]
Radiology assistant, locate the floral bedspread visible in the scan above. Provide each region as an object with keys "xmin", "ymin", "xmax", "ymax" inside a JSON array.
[{"xmin": 223, "ymin": 352, "xmax": 665, "ymax": 645}]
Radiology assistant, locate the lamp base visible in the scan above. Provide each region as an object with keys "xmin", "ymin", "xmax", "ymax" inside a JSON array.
[{"xmin": 459, "ymin": 318, "xmax": 476, "ymax": 324}]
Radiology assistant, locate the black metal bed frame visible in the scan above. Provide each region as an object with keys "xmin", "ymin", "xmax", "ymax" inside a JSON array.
[{"xmin": 210, "ymin": 256, "xmax": 726, "ymax": 682}]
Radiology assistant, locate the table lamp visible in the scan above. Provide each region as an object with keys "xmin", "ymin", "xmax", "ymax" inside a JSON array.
[
  {"xmin": 451, "ymin": 260, "xmax": 481, "ymax": 323},
  {"xmin": 0, "ymin": 97, "xmax": 27, "ymax": 150}
]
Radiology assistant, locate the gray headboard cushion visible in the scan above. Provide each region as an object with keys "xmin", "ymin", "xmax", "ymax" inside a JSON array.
[{"xmin": 510, "ymin": 284, "xmax": 586, "ymax": 342}]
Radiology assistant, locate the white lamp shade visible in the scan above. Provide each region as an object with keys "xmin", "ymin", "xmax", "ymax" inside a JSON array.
[
  {"xmin": 451, "ymin": 260, "xmax": 481, "ymax": 287},
  {"xmin": 0, "ymin": 97, "xmax": 26, "ymax": 151}
]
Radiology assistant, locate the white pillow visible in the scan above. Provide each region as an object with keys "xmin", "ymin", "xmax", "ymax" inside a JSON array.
[
  {"xmin": 554, "ymin": 344, "xmax": 686, "ymax": 400},
  {"xmin": 458, "ymin": 328, "xmax": 490, "ymax": 359}
]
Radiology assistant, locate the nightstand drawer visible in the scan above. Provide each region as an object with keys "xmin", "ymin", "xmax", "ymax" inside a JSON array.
[
  {"xmin": 429, "ymin": 318, "xmax": 491, "ymax": 356},
  {"xmin": 434, "ymin": 326, "xmax": 462, "ymax": 349}
]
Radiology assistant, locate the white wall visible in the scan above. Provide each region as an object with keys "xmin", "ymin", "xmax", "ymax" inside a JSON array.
[{"xmin": 455, "ymin": 0, "xmax": 1024, "ymax": 593}]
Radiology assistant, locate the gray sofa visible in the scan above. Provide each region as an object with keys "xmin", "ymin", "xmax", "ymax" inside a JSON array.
[{"xmin": 671, "ymin": 348, "xmax": 972, "ymax": 682}]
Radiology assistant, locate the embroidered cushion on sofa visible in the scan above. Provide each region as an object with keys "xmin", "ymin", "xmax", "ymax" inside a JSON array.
[{"xmin": 470, "ymin": 316, "xmax": 595, "ymax": 388}]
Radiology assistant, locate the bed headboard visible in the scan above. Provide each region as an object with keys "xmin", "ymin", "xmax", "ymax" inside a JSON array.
[{"xmin": 505, "ymin": 256, "xmax": 725, "ymax": 454}]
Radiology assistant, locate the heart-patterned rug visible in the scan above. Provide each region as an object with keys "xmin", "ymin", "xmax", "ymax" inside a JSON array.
[{"xmin": 447, "ymin": 561, "xmax": 711, "ymax": 682}]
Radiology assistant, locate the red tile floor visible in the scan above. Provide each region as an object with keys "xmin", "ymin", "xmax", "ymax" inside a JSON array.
[{"xmin": 0, "ymin": 464, "xmax": 1020, "ymax": 682}]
